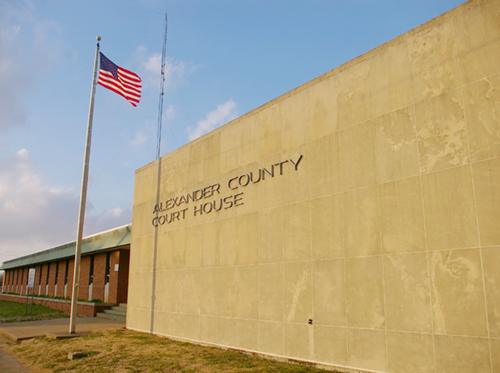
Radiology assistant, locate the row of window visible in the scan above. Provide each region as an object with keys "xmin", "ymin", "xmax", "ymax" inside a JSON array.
[{"xmin": 3, "ymin": 253, "xmax": 112, "ymax": 288}]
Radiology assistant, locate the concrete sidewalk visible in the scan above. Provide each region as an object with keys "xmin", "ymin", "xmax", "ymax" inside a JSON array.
[
  {"xmin": 0, "ymin": 317, "xmax": 125, "ymax": 341},
  {"xmin": 0, "ymin": 335, "xmax": 33, "ymax": 373}
]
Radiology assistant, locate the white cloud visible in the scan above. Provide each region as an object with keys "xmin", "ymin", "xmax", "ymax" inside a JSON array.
[
  {"xmin": 0, "ymin": 17, "xmax": 30, "ymax": 131},
  {"xmin": 187, "ymin": 99, "xmax": 238, "ymax": 141},
  {"xmin": 0, "ymin": 149, "xmax": 79, "ymax": 263},
  {"xmin": 32, "ymin": 20, "xmax": 63, "ymax": 66},
  {"xmin": 143, "ymin": 52, "xmax": 161, "ymax": 73},
  {"xmin": 0, "ymin": 149, "xmax": 132, "ymax": 266},
  {"xmin": 138, "ymin": 47, "xmax": 198, "ymax": 91},
  {"xmin": 130, "ymin": 131, "xmax": 147, "ymax": 146},
  {"xmin": 164, "ymin": 104, "xmax": 175, "ymax": 120},
  {"xmin": 84, "ymin": 206, "xmax": 132, "ymax": 236},
  {"xmin": 107, "ymin": 208, "xmax": 123, "ymax": 218},
  {"xmin": 0, "ymin": 1, "xmax": 63, "ymax": 132}
]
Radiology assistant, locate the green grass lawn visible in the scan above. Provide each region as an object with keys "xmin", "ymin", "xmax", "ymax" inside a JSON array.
[{"xmin": 0, "ymin": 300, "xmax": 68, "ymax": 323}]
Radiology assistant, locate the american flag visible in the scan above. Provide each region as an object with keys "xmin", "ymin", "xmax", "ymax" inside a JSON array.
[{"xmin": 97, "ymin": 52, "xmax": 142, "ymax": 107}]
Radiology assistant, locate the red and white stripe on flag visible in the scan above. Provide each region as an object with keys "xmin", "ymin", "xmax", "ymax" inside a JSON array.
[{"xmin": 98, "ymin": 52, "xmax": 142, "ymax": 107}]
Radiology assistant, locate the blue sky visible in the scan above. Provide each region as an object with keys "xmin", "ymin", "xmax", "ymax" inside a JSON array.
[{"xmin": 0, "ymin": 0, "xmax": 465, "ymax": 266}]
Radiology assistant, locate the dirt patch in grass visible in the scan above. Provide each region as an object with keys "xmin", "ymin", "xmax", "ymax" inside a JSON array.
[{"xmin": 5, "ymin": 329, "xmax": 338, "ymax": 372}]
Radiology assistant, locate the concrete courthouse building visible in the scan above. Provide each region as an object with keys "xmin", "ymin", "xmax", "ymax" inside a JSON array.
[
  {"xmin": 128, "ymin": 0, "xmax": 500, "ymax": 372},
  {"xmin": 1, "ymin": 0, "xmax": 499, "ymax": 371}
]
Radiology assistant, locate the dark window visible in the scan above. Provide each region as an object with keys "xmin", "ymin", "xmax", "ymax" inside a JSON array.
[
  {"xmin": 38, "ymin": 266, "xmax": 42, "ymax": 285},
  {"xmin": 89, "ymin": 255, "xmax": 94, "ymax": 285},
  {"xmin": 105, "ymin": 252, "xmax": 111, "ymax": 284},
  {"xmin": 46, "ymin": 264, "xmax": 50, "ymax": 285},
  {"xmin": 54, "ymin": 262, "xmax": 59, "ymax": 285},
  {"xmin": 64, "ymin": 260, "xmax": 69, "ymax": 285}
]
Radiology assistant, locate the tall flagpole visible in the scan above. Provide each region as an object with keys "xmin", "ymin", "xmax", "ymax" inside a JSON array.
[{"xmin": 69, "ymin": 36, "xmax": 101, "ymax": 334}]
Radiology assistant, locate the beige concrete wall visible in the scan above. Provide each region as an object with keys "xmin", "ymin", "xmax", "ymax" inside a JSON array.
[{"xmin": 128, "ymin": 1, "xmax": 500, "ymax": 371}]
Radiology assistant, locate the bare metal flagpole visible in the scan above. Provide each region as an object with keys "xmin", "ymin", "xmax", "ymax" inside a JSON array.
[{"xmin": 69, "ymin": 36, "xmax": 101, "ymax": 334}]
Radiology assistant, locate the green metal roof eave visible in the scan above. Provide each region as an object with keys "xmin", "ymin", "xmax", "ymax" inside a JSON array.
[{"xmin": 0, "ymin": 224, "xmax": 131, "ymax": 270}]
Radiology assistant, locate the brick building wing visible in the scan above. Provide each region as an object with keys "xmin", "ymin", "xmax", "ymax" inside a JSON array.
[{"xmin": 0, "ymin": 224, "xmax": 130, "ymax": 316}]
